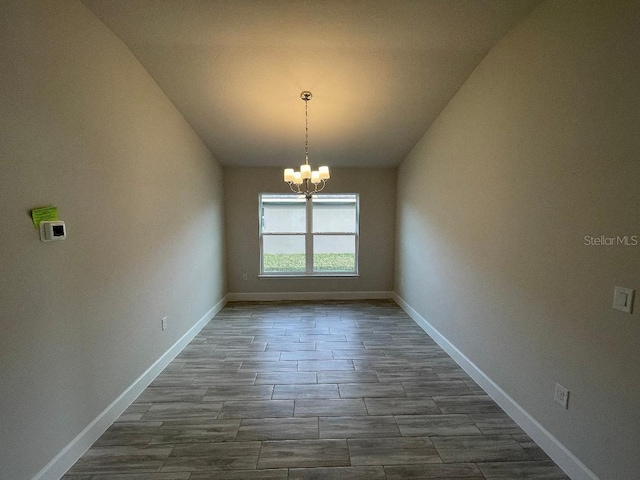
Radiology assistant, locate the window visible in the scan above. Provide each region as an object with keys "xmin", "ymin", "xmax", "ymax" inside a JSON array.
[{"xmin": 260, "ymin": 193, "xmax": 359, "ymax": 276}]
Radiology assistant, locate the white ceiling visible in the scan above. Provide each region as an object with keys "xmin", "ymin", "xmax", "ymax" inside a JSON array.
[{"xmin": 82, "ymin": 0, "xmax": 540, "ymax": 167}]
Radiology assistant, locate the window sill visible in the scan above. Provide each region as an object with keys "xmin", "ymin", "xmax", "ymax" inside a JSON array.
[{"xmin": 259, "ymin": 273, "xmax": 360, "ymax": 279}]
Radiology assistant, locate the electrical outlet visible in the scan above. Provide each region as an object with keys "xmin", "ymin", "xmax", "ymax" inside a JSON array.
[
  {"xmin": 242, "ymin": 273, "xmax": 248, "ymax": 280},
  {"xmin": 162, "ymin": 316, "xmax": 168, "ymax": 331},
  {"xmin": 554, "ymin": 383, "xmax": 569, "ymax": 409}
]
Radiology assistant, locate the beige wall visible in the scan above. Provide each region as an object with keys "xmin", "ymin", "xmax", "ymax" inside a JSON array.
[
  {"xmin": 0, "ymin": 2, "xmax": 226, "ymax": 478},
  {"xmin": 395, "ymin": 1, "xmax": 640, "ymax": 478},
  {"xmin": 225, "ymin": 167, "xmax": 395, "ymax": 296}
]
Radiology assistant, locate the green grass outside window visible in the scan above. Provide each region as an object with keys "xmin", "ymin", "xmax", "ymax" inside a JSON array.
[{"xmin": 264, "ymin": 253, "xmax": 355, "ymax": 272}]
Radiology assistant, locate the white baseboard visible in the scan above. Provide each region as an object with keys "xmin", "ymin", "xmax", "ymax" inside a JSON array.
[
  {"xmin": 34, "ymin": 295, "xmax": 228, "ymax": 480},
  {"xmin": 227, "ymin": 291, "xmax": 394, "ymax": 302},
  {"xmin": 393, "ymin": 293, "xmax": 599, "ymax": 480}
]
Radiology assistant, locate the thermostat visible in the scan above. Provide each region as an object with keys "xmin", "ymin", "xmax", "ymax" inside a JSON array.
[{"xmin": 39, "ymin": 221, "xmax": 66, "ymax": 242}]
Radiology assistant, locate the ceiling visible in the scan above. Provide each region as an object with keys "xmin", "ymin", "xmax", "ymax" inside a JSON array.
[{"xmin": 82, "ymin": 0, "xmax": 540, "ymax": 168}]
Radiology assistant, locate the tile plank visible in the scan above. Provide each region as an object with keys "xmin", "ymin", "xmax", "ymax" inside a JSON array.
[
  {"xmin": 395, "ymin": 414, "xmax": 482, "ymax": 436},
  {"xmin": 365, "ymin": 397, "xmax": 440, "ymax": 416},
  {"xmin": 477, "ymin": 460, "xmax": 570, "ymax": 478},
  {"xmin": 348, "ymin": 437, "xmax": 441, "ymax": 465},
  {"xmin": 162, "ymin": 442, "xmax": 261, "ymax": 472},
  {"xmin": 258, "ymin": 439, "xmax": 350, "ymax": 468},
  {"xmin": 338, "ymin": 383, "xmax": 406, "ymax": 398},
  {"xmin": 384, "ymin": 463, "xmax": 484, "ymax": 479},
  {"xmin": 273, "ymin": 383, "xmax": 339, "ymax": 399},
  {"xmin": 432, "ymin": 435, "xmax": 531, "ymax": 463},
  {"xmin": 236, "ymin": 417, "xmax": 318, "ymax": 441},
  {"xmin": 289, "ymin": 466, "xmax": 386, "ymax": 479},
  {"xmin": 295, "ymin": 398, "xmax": 368, "ymax": 417},
  {"xmin": 320, "ymin": 416, "xmax": 400, "ymax": 438},
  {"xmin": 217, "ymin": 400, "xmax": 294, "ymax": 419}
]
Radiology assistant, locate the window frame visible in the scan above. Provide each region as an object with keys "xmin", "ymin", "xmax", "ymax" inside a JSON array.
[{"xmin": 259, "ymin": 193, "xmax": 360, "ymax": 277}]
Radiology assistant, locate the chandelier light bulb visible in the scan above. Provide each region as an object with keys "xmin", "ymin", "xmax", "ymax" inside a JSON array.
[
  {"xmin": 319, "ymin": 166, "xmax": 330, "ymax": 180},
  {"xmin": 300, "ymin": 164, "xmax": 311, "ymax": 179},
  {"xmin": 284, "ymin": 168, "xmax": 295, "ymax": 182}
]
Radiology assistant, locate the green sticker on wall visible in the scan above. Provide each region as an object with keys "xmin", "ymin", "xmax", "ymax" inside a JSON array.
[{"xmin": 31, "ymin": 206, "xmax": 58, "ymax": 228}]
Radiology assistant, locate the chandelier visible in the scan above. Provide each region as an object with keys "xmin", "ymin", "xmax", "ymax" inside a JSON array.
[{"xmin": 283, "ymin": 91, "xmax": 330, "ymax": 198}]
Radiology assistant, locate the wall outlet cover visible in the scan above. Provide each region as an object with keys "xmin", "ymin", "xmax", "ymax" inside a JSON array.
[{"xmin": 554, "ymin": 383, "xmax": 569, "ymax": 409}]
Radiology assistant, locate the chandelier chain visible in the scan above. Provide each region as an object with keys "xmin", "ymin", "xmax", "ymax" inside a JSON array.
[{"xmin": 304, "ymin": 96, "xmax": 309, "ymax": 165}]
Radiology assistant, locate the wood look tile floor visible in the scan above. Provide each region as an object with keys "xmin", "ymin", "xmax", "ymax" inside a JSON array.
[{"xmin": 63, "ymin": 300, "xmax": 569, "ymax": 479}]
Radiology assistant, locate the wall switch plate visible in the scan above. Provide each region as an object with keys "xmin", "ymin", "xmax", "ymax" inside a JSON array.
[
  {"xmin": 554, "ymin": 383, "xmax": 569, "ymax": 409},
  {"xmin": 613, "ymin": 286, "xmax": 634, "ymax": 313},
  {"xmin": 242, "ymin": 273, "xmax": 248, "ymax": 280},
  {"xmin": 162, "ymin": 316, "xmax": 168, "ymax": 331}
]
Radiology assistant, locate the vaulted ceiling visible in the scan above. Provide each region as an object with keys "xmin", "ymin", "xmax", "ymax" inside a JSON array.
[{"xmin": 82, "ymin": 0, "xmax": 540, "ymax": 167}]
